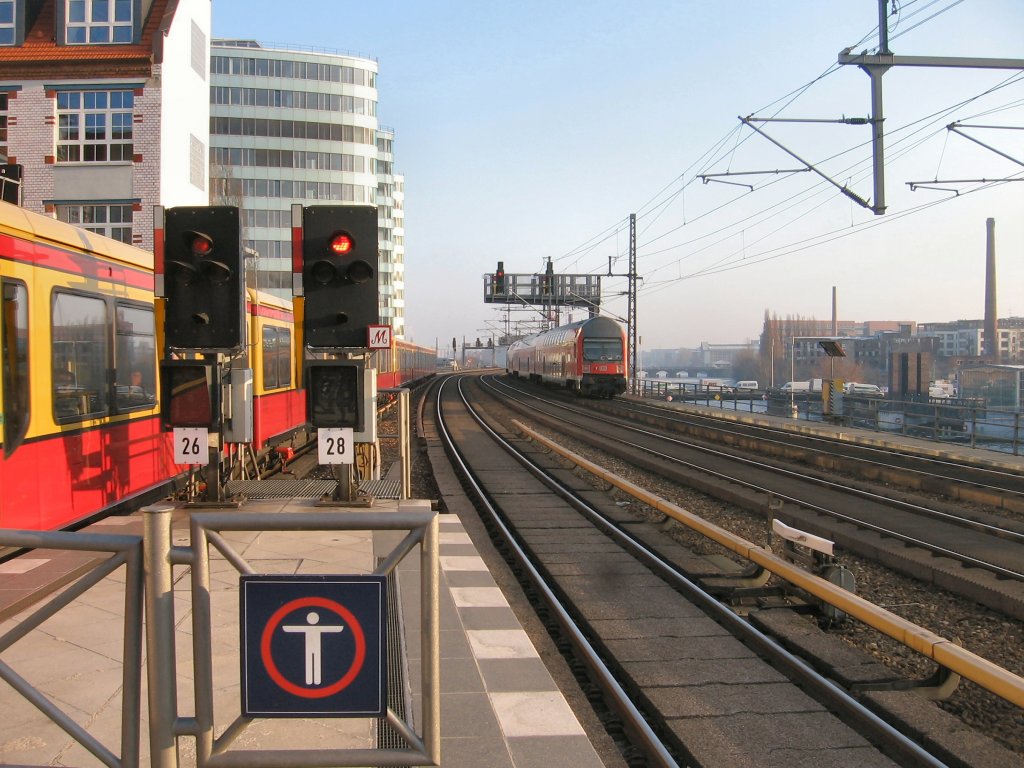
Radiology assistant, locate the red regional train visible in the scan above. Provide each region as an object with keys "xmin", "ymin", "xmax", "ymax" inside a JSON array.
[
  {"xmin": 0, "ymin": 201, "xmax": 433, "ymax": 531},
  {"xmin": 506, "ymin": 315, "xmax": 628, "ymax": 398}
]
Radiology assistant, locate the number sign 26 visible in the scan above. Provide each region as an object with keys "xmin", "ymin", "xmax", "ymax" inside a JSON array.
[
  {"xmin": 318, "ymin": 428, "xmax": 354, "ymax": 465},
  {"xmin": 173, "ymin": 428, "xmax": 210, "ymax": 465}
]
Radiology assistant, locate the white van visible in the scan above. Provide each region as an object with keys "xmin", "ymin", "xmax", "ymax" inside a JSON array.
[
  {"xmin": 781, "ymin": 381, "xmax": 810, "ymax": 392},
  {"xmin": 845, "ymin": 382, "xmax": 883, "ymax": 396},
  {"xmin": 734, "ymin": 380, "xmax": 759, "ymax": 391}
]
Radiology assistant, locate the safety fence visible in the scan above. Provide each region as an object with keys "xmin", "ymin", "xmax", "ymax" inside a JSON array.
[
  {"xmin": 636, "ymin": 379, "xmax": 1024, "ymax": 455},
  {"xmin": 0, "ymin": 505, "xmax": 439, "ymax": 768}
]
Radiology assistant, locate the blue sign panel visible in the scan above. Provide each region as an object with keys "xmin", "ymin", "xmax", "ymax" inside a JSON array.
[{"xmin": 240, "ymin": 574, "xmax": 387, "ymax": 717}]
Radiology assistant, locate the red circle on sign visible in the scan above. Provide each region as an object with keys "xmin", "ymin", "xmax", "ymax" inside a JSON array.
[{"xmin": 260, "ymin": 596, "xmax": 367, "ymax": 698}]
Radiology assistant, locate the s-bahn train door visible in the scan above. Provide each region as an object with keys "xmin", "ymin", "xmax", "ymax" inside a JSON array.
[{"xmin": 1, "ymin": 279, "xmax": 30, "ymax": 457}]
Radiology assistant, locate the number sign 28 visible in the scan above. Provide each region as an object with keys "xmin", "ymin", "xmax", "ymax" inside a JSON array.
[
  {"xmin": 318, "ymin": 428, "xmax": 355, "ymax": 465},
  {"xmin": 173, "ymin": 428, "xmax": 210, "ymax": 465}
]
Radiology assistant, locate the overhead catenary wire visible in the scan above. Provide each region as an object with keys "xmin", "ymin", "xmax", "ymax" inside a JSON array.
[
  {"xmin": 537, "ymin": 3, "xmax": 1022, "ymax": 329},
  {"xmin": 637, "ymin": 171, "xmax": 1023, "ymax": 301},
  {"xmin": 632, "ymin": 70, "xmax": 1024, "ymax": 289}
]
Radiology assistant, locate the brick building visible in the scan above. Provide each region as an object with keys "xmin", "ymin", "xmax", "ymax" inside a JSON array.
[{"xmin": 1, "ymin": 0, "xmax": 210, "ymax": 251}]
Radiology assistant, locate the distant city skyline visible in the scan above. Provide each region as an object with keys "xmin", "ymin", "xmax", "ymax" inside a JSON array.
[{"xmin": 212, "ymin": 1, "xmax": 1024, "ymax": 350}]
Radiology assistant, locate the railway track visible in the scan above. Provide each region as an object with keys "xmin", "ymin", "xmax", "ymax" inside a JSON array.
[
  {"xmin": 427, "ymin": 374, "xmax": 959, "ymax": 767},
  {"xmin": 484, "ymin": 374, "xmax": 1024, "ymax": 620},
  {"xmin": 593, "ymin": 392, "xmax": 1024, "ymax": 512}
]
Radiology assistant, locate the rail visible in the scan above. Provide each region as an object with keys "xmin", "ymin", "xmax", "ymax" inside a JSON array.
[{"xmin": 514, "ymin": 420, "xmax": 1024, "ymax": 710}]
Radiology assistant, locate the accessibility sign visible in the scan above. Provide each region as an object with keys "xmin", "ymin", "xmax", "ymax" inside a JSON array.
[{"xmin": 240, "ymin": 574, "xmax": 387, "ymax": 717}]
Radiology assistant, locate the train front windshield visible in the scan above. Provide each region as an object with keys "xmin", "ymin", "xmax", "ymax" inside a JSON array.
[{"xmin": 583, "ymin": 339, "xmax": 623, "ymax": 362}]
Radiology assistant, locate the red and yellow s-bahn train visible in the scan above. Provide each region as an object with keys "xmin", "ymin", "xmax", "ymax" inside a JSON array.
[
  {"xmin": 0, "ymin": 201, "xmax": 434, "ymax": 531},
  {"xmin": 506, "ymin": 315, "xmax": 628, "ymax": 398}
]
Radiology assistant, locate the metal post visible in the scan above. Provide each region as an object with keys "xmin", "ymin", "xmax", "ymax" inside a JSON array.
[
  {"xmin": 399, "ymin": 389, "xmax": 411, "ymax": 498},
  {"xmin": 121, "ymin": 541, "xmax": 145, "ymax": 768},
  {"xmin": 627, "ymin": 213, "xmax": 638, "ymax": 394},
  {"xmin": 190, "ymin": 517, "xmax": 215, "ymax": 764},
  {"xmin": 867, "ymin": 65, "xmax": 888, "ymax": 216},
  {"xmin": 421, "ymin": 514, "xmax": 441, "ymax": 764},
  {"xmin": 333, "ymin": 463, "xmax": 356, "ymax": 502},
  {"xmin": 143, "ymin": 504, "xmax": 180, "ymax": 768},
  {"xmin": 790, "ymin": 337, "xmax": 797, "ymax": 418}
]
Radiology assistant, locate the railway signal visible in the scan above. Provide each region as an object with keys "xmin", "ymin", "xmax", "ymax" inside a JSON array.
[
  {"xmin": 159, "ymin": 359, "xmax": 218, "ymax": 430},
  {"xmin": 305, "ymin": 360, "xmax": 366, "ymax": 430},
  {"xmin": 494, "ymin": 261, "xmax": 505, "ymax": 294},
  {"xmin": 301, "ymin": 205, "xmax": 379, "ymax": 348},
  {"xmin": 541, "ymin": 260, "xmax": 554, "ymax": 296},
  {"xmin": 160, "ymin": 206, "xmax": 244, "ymax": 351}
]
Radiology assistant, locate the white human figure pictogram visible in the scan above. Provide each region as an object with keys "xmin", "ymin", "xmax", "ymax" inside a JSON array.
[{"xmin": 282, "ymin": 611, "xmax": 344, "ymax": 684}]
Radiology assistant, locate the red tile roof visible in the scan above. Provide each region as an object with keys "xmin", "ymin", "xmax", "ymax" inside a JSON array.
[{"xmin": 1, "ymin": 0, "xmax": 174, "ymax": 79}]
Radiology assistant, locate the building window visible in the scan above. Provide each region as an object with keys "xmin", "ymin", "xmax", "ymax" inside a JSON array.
[
  {"xmin": 190, "ymin": 20, "xmax": 206, "ymax": 77},
  {"xmin": 66, "ymin": 0, "xmax": 133, "ymax": 44},
  {"xmin": 210, "ymin": 146, "xmax": 366, "ymax": 173},
  {"xmin": 211, "ymin": 55, "xmax": 373, "ymax": 86},
  {"xmin": 190, "ymin": 133, "xmax": 205, "ymax": 190},
  {"xmin": 210, "ymin": 116, "xmax": 376, "ymax": 146},
  {"xmin": 56, "ymin": 90, "xmax": 134, "ymax": 162},
  {"xmin": 210, "ymin": 176, "xmax": 369, "ymax": 203},
  {"xmin": 56, "ymin": 203, "xmax": 134, "ymax": 243},
  {"xmin": 209, "ymin": 85, "xmax": 375, "ymax": 115},
  {"xmin": 0, "ymin": 1, "xmax": 15, "ymax": 45}
]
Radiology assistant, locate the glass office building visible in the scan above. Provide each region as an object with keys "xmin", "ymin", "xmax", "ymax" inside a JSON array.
[{"xmin": 210, "ymin": 39, "xmax": 405, "ymax": 337}]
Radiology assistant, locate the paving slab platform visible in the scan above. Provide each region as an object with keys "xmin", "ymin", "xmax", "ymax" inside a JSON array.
[{"xmin": 0, "ymin": 498, "xmax": 602, "ymax": 767}]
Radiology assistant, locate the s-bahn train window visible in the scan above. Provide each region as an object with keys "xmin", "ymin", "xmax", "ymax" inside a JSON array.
[
  {"xmin": 2, "ymin": 280, "xmax": 30, "ymax": 455},
  {"xmin": 261, "ymin": 325, "xmax": 292, "ymax": 390},
  {"xmin": 114, "ymin": 303, "xmax": 156, "ymax": 411},
  {"xmin": 52, "ymin": 291, "xmax": 108, "ymax": 422},
  {"xmin": 583, "ymin": 339, "xmax": 623, "ymax": 362}
]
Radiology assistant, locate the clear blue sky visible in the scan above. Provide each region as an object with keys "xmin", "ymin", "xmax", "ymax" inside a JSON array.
[{"xmin": 212, "ymin": 0, "xmax": 1024, "ymax": 353}]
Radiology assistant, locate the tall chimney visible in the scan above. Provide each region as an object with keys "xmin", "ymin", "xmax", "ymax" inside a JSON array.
[{"xmin": 984, "ymin": 218, "xmax": 998, "ymax": 362}]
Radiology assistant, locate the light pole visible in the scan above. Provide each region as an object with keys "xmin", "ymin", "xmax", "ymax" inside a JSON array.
[{"xmin": 790, "ymin": 337, "xmax": 798, "ymax": 419}]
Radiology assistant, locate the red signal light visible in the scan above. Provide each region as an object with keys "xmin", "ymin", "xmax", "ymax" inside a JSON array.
[
  {"xmin": 330, "ymin": 232, "xmax": 354, "ymax": 255},
  {"xmin": 190, "ymin": 234, "xmax": 213, "ymax": 256}
]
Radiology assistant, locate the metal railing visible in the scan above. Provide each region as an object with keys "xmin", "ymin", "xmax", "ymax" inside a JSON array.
[
  {"xmin": 0, "ymin": 529, "xmax": 144, "ymax": 768},
  {"xmin": 380, "ymin": 387, "xmax": 412, "ymax": 498},
  {"xmin": 1, "ymin": 503, "xmax": 439, "ymax": 768},
  {"xmin": 636, "ymin": 379, "xmax": 1024, "ymax": 455},
  {"xmin": 143, "ymin": 504, "xmax": 440, "ymax": 768}
]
